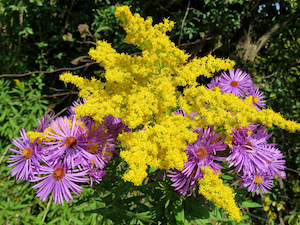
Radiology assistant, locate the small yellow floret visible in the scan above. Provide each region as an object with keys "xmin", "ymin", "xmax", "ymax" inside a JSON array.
[{"xmin": 26, "ymin": 131, "xmax": 55, "ymax": 143}]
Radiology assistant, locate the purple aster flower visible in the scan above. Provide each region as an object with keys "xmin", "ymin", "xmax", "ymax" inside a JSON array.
[
  {"xmin": 30, "ymin": 162, "xmax": 88, "ymax": 205},
  {"xmin": 246, "ymin": 85, "xmax": 266, "ymax": 111},
  {"xmin": 36, "ymin": 111, "xmax": 55, "ymax": 132},
  {"xmin": 84, "ymin": 120, "xmax": 116, "ymax": 169},
  {"xmin": 168, "ymin": 169, "xmax": 197, "ymax": 197},
  {"xmin": 206, "ymin": 76, "xmax": 221, "ymax": 89},
  {"xmin": 168, "ymin": 126, "xmax": 225, "ymax": 197},
  {"xmin": 7, "ymin": 128, "xmax": 42, "ymax": 181},
  {"xmin": 43, "ymin": 116, "xmax": 92, "ymax": 169},
  {"xmin": 219, "ymin": 69, "xmax": 253, "ymax": 97},
  {"xmin": 182, "ymin": 126, "xmax": 226, "ymax": 179},
  {"xmin": 240, "ymin": 172, "xmax": 274, "ymax": 195},
  {"xmin": 262, "ymin": 145, "xmax": 286, "ymax": 176},
  {"xmin": 226, "ymin": 125, "xmax": 282, "ymax": 176},
  {"xmin": 88, "ymin": 168, "xmax": 107, "ymax": 186}
]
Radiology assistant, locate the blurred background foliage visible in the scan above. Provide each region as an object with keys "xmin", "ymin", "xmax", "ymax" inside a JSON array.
[{"xmin": 1, "ymin": 0, "xmax": 300, "ymax": 224}]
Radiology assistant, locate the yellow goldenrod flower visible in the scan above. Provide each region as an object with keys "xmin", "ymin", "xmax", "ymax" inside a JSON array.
[{"xmin": 199, "ymin": 167, "xmax": 242, "ymax": 222}]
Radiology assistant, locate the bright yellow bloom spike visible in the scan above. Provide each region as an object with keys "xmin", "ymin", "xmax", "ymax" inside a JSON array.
[
  {"xmin": 199, "ymin": 167, "xmax": 242, "ymax": 222},
  {"xmin": 179, "ymin": 86, "xmax": 300, "ymax": 144},
  {"xmin": 119, "ymin": 114, "xmax": 198, "ymax": 185},
  {"xmin": 26, "ymin": 131, "xmax": 54, "ymax": 143}
]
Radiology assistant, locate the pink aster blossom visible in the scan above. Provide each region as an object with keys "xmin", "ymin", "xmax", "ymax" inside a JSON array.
[
  {"xmin": 88, "ymin": 168, "xmax": 107, "ymax": 186},
  {"xmin": 84, "ymin": 119, "xmax": 116, "ymax": 169},
  {"xmin": 246, "ymin": 85, "xmax": 266, "ymax": 111},
  {"xmin": 168, "ymin": 126, "xmax": 226, "ymax": 196},
  {"xmin": 207, "ymin": 76, "xmax": 221, "ymax": 90},
  {"xmin": 174, "ymin": 109, "xmax": 197, "ymax": 118},
  {"xmin": 262, "ymin": 145, "xmax": 286, "ymax": 176},
  {"xmin": 31, "ymin": 162, "xmax": 88, "ymax": 205},
  {"xmin": 183, "ymin": 126, "xmax": 225, "ymax": 179},
  {"xmin": 240, "ymin": 172, "xmax": 274, "ymax": 195},
  {"xmin": 103, "ymin": 115, "xmax": 131, "ymax": 138},
  {"xmin": 36, "ymin": 111, "xmax": 55, "ymax": 132},
  {"xmin": 227, "ymin": 125, "xmax": 285, "ymax": 177},
  {"xmin": 219, "ymin": 69, "xmax": 253, "ymax": 97},
  {"xmin": 7, "ymin": 128, "xmax": 42, "ymax": 181},
  {"xmin": 68, "ymin": 98, "xmax": 89, "ymax": 121},
  {"xmin": 43, "ymin": 116, "xmax": 92, "ymax": 169}
]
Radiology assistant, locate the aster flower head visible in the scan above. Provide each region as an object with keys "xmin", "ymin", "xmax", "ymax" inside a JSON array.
[
  {"xmin": 262, "ymin": 145, "xmax": 286, "ymax": 176},
  {"xmin": 206, "ymin": 75, "xmax": 221, "ymax": 90},
  {"xmin": 174, "ymin": 109, "xmax": 187, "ymax": 117},
  {"xmin": 84, "ymin": 119, "xmax": 116, "ymax": 169},
  {"xmin": 31, "ymin": 162, "xmax": 89, "ymax": 205},
  {"xmin": 246, "ymin": 85, "xmax": 266, "ymax": 111},
  {"xmin": 89, "ymin": 168, "xmax": 107, "ymax": 186},
  {"xmin": 168, "ymin": 126, "xmax": 225, "ymax": 197},
  {"xmin": 240, "ymin": 172, "xmax": 274, "ymax": 195},
  {"xmin": 226, "ymin": 124, "xmax": 282, "ymax": 176},
  {"xmin": 7, "ymin": 128, "xmax": 42, "ymax": 181},
  {"xmin": 43, "ymin": 116, "xmax": 91, "ymax": 169},
  {"xmin": 219, "ymin": 69, "xmax": 253, "ymax": 97},
  {"xmin": 182, "ymin": 126, "xmax": 226, "ymax": 179}
]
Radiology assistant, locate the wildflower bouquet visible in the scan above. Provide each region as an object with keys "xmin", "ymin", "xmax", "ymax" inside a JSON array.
[{"xmin": 7, "ymin": 5, "xmax": 300, "ymax": 223}]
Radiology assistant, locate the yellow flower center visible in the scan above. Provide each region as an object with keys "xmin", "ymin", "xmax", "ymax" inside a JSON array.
[
  {"xmin": 253, "ymin": 96, "xmax": 259, "ymax": 104},
  {"xmin": 65, "ymin": 137, "xmax": 77, "ymax": 148},
  {"xmin": 22, "ymin": 147, "xmax": 33, "ymax": 160},
  {"xmin": 254, "ymin": 175, "xmax": 263, "ymax": 184},
  {"xmin": 52, "ymin": 166, "xmax": 66, "ymax": 181},
  {"xmin": 230, "ymin": 81, "xmax": 238, "ymax": 87},
  {"xmin": 196, "ymin": 146, "xmax": 208, "ymax": 159},
  {"xmin": 88, "ymin": 144, "xmax": 98, "ymax": 154}
]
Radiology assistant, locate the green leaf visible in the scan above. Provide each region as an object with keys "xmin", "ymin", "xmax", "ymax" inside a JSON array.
[
  {"xmin": 174, "ymin": 207, "xmax": 185, "ymax": 223},
  {"xmin": 133, "ymin": 212, "xmax": 154, "ymax": 223},
  {"xmin": 165, "ymin": 199, "xmax": 170, "ymax": 208},
  {"xmin": 0, "ymin": 110, "xmax": 7, "ymax": 122},
  {"xmin": 221, "ymin": 175, "xmax": 234, "ymax": 180},
  {"xmin": 241, "ymin": 201, "xmax": 262, "ymax": 208},
  {"xmin": 287, "ymin": 213, "xmax": 296, "ymax": 224}
]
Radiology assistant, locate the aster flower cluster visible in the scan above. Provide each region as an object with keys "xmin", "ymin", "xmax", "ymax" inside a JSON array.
[
  {"xmin": 168, "ymin": 70, "xmax": 286, "ymax": 200},
  {"xmin": 7, "ymin": 101, "xmax": 128, "ymax": 205},
  {"xmin": 168, "ymin": 121, "xmax": 286, "ymax": 197}
]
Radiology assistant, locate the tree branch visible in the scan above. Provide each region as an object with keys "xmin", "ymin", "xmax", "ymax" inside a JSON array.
[
  {"xmin": 178, "ymin": 0, "xmax": 191, "ymax": 47},
  {"xmin": 190, "ymin": 19, "xmax": 219, "ymax": 60},
  {"xmin": 256, "ymin": 10, "xmax": 300, "ymax": 54},
  {"xmin": 0, "ymin": 62, "xmax": 97, "ymax": 78}
]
